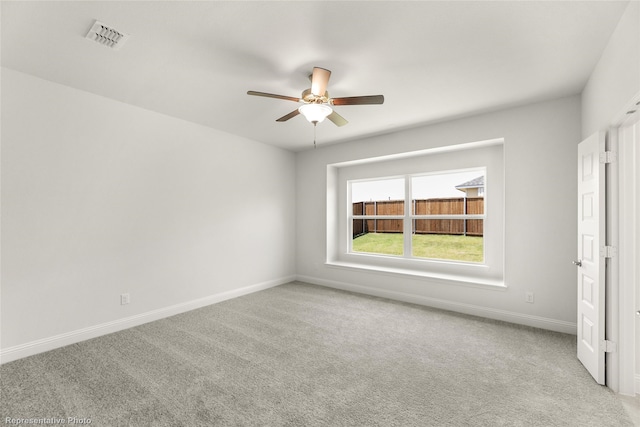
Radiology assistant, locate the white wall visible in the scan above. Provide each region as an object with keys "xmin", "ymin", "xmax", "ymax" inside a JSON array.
[
  {"xmin": 296, "ymin": 96, "xmax": 581, "ymax": 333},
  {"xmin": 1, "ymin": 68, "xmax": 296, "ymax": 359},
  {"xmin": 582, "ymin": 0, "xmax": 639, "ymax": 138}
]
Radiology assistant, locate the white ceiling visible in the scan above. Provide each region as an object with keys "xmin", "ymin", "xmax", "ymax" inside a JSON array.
[{"xmin": 1, "ymin": 1, "xmax": 629, "ymax": 151}]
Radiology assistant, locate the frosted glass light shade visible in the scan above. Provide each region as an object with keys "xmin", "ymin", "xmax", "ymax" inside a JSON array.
[{"xmin": 298, "ymin": 103, "xmax": 332, "ymax": 123}]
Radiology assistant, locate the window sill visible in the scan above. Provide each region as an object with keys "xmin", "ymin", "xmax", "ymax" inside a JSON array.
[{"xmin": 325, "ymin": 260, "xmax": 506, "ymax": 290}]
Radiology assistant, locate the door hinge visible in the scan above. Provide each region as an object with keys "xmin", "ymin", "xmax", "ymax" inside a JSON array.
[
  {"xmin": 600, "ymin": 151, "xmax": 617, "ymax": 164},
  {"xmin": 600, "ymin": 245, "xmax": 617, "ymax": 258},
  {"xmin": 602, "ymin": 340, "xmax": 617, "ymax": 353}
]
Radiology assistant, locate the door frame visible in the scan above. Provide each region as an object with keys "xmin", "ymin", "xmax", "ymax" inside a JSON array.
[{"xmin": 607, "ymin": 93, "xmax": 639, "ymax": 395}]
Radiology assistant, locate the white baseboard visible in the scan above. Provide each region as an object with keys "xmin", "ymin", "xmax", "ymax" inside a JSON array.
[
  {"xmin": 0, "ymin": 276, "xmax": 295, "ymax": 364},
  {"xmin": 296, "ymin": 274, "xmax": 577, "ymax": 335}
]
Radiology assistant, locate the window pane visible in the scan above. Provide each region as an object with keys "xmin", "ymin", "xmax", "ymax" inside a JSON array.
[
  {"xmin": 412, "ymin": 171, "xmax": 485, "ymax": 214},
  {"xmin": 412, "ymin": 219, "xmax": 483, "ymax": 262},
  {"xmin": 352, "ymin": 219, "xmax": 403, "ymax": 256}
]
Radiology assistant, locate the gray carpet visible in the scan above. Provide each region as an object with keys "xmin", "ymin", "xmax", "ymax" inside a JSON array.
[{"xmin": 0, "ymin": 281, "xmax": 633, "ymax": 426}]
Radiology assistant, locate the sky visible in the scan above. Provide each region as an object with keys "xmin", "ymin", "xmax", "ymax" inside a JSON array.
[{"xmin": 351, "ymin": 169, "xmax": 484, "ymax": 202}]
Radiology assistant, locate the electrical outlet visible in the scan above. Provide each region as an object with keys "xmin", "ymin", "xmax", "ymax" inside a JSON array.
[
  {"xmin": 120, "ymin": 293, "xmax": 130, "ymax": 305},
  {"xmin": 525, "ymin": 291, "xmax": 534, "ymax": 304}
]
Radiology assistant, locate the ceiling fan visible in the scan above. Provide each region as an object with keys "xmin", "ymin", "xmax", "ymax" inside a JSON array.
[{"xmin": 247, "ymin": 67, "xmax": 384, "ymax": 127}]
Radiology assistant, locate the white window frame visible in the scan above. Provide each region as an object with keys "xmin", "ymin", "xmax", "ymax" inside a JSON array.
[{"xmin": 326, "ymin": 139, "xmax": 505, "ymax": 288}]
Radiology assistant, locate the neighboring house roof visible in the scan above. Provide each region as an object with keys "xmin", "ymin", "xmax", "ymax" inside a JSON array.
[{"xmin": 455, "ymin": 176, "xmax": 484, "ymax": 191}]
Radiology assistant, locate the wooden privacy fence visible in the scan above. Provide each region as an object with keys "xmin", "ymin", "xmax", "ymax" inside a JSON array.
[{"xmin": 353, "ymin": 197, "xmax": 483, "ymax": 237}]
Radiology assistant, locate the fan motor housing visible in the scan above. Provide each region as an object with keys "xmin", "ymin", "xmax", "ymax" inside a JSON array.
[{"xmin": 301, "ymin": 88, "xmax": 329, "ymax": 104}]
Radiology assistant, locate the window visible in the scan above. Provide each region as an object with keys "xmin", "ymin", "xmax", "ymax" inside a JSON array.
[
  {"xmin": 350, "ymin": 169, "xmax": 485, "ymax": 263},
  {"xmin": 351, "ymin": 178, "xmax": 405, "ymax": 256},
  {"xmin": 327, "ymin": 139, "xmax": 504, "ymax": 287}
]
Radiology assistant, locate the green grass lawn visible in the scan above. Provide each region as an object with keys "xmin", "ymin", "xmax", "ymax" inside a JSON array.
[{"xmin": 352, "ymin": 233, "xmax": 483, "ymax": 262}]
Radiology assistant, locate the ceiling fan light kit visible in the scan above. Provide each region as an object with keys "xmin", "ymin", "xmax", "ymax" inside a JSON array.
[
  {"xmin": 298, "ymin": 103, "xmax": 332, "ymax": 124},
  {"xmin": 247, "ymin": 66, "xmax": 384, "ymax": 144}
]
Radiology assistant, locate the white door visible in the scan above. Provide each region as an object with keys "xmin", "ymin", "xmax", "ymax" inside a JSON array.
[{"xmin": 577, "ymin": 132, "xmax": 606, "ymax": 384}]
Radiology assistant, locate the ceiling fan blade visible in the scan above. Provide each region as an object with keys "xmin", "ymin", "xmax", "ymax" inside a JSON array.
[
  {"xmin": 330, "ymin": 95, "xmax": 384, "ymax": 106},
  {"xmin": 247, "ymin": 91, "xmax": 300, "ymax": 103},
  {"xmin": 327, "ymin": 110, "xmax": 348, "ymax": 127},
  {"xmin": 276, "ymin": 109, "xmax": 300, "ymax": 122},
  {"xmin": 311, "ymin": 67, "xmax": 331, "ymax": 97}
]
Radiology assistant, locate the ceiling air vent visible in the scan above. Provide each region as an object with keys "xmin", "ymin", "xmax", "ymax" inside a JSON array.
[{"xmin": 85, "ymin": 20, "xmax": 130, "ymax": 50}]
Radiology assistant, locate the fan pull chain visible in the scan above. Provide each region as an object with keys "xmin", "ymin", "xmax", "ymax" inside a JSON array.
[{"xmin": 313, "ymin": 122, "xmax": 317, "ymax": 149}]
